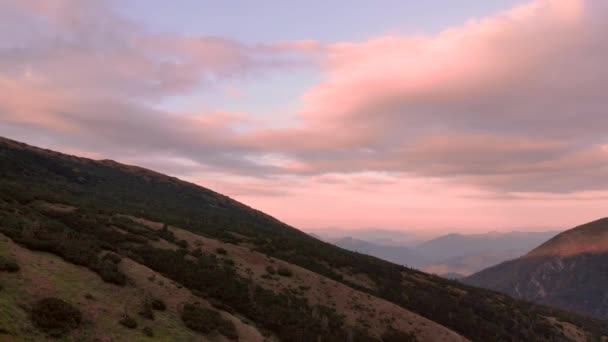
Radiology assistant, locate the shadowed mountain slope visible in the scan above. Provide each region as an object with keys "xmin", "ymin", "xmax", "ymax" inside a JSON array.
[{"xmin": 466, "ymin": 218, "xmax": 608, "ymax": 319}]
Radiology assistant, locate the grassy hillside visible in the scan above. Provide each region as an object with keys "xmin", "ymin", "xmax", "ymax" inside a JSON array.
[{"xmin": 1, "ymin": 136, "xmax": 607, "ymax": 341}]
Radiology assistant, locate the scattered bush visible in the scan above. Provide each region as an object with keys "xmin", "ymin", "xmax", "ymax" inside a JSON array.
[
  {"xmin": 0, "ymin": 256, "xmax": 19, "ymax": 272},
  {"xmin": 277, "ymin": 266, "xmax": 293, "ymax": 277},
  {"xmin": 30, "ymin": 297, "xmax": 82, "ymax": 337},
  {"xmin": 180, "ymin": 303, "xmax": 237, "ymax": 340},
  {"xmin": 102, "ymin": 252, "xmax": 122, "ymax": 264},
  {"xmin": 216, "ymin": 248, "xmax": 227, "ymax": 255},
  {"xmin": 138, "ymin": 301, "xmax": 154, "ymax": 320},
  {"xmin": 95, "ymin": 257, "xmax": 127, "ymax": 286},
  {"xmin": 382, "ymin": 329, "xmax": 418, "ymax": 342},
  {"xmin": 157, "ymin": 224, "xmax": 175, "ymax": 242},
  {"xmin": 142, "ymin": 326, "xmax": 154, "ymax": 337},
  {"xmin": 151, "ymin": 298, "xmax": 166, "ymax": 311},
  {"xmin": 176, "ymin": 239, "xmax": 189, "ymax": 248},
  {"xmin": 119, "ymin": 315, "xmax": 138, "ymax": 329},
  {"xmin": 265, "ymin": 265, "xmax": 276, "ymax": 275}
]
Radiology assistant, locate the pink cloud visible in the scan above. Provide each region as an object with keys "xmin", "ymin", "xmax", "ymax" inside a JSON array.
[
  {"xmin": 301, "ymin": 0, "xmax": 584, "ymax": 123},
  {"xmin": 1, "ymin": 0, "xmax": 607, "ymax": 233},
  {"xmin": 231, "ymin": 0, "xmax": 608, "ymax": 193},
  {"xmin": 0, "ymin": 77, "xmax": 75, "ymax": 131}
]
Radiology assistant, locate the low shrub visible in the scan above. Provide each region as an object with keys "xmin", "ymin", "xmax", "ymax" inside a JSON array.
[
  {"xmin": 382, "ymin": 329, "xmax": 418, "ymax": 342},
  {"xmin": 95, "ymin": 257, "xmax": 127, "ymax": 286},
  {"xmin": 191, "ymin": 247, "xmax": 203, "ymax": 257},
  {"xmin": 277, "ymin": 266, "xmax": 292, "ymax": 277},
  {"xmin": 30, "ymin": 297, "xmax": 82, "ymax": 337},
  {"xmin": 180, "ymin": 303, "xmax": 237, "ymax": 340},
  {"xmin": 102, "ymin": 252, "xmax": 122, "ymax": 264},
  {"xmin": 265, "ymin": 265, "xmax": 276, "ymax": 275},
  {"xmin": 0, "ymin": 256, "xmax": 19, "ymax": 272},
  {"xmin": 138, "ymin": 301, "xmax": 154, "ymax": 320},
  {"xmin": 119, "ymin": 315, "xmax": 138, "ymax": 329},
  {"xmin": 142, "ymin": 326, "xmax": 154, "ymax": 337},
  {"xmin": 151, "ymin": 298, "xmax": 166, "ymax": 311}
]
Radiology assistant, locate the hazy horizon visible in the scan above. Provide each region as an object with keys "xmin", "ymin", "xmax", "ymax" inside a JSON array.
[
  {"xmin": 1, "ymin": 0, "xmax": 607, "ymax": 234},
  {"xmin": 304, "ymin": 225, "xmax": 562, "ymax": 241}
]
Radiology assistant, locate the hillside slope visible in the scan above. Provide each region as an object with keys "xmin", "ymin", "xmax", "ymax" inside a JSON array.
[
  {"xmin": 466, "ymin": 218, "xmax": 608, "ymax": 319},
  {"xmin": 1, "ymin": 136, "xmax": 607, "ymax": 341}
]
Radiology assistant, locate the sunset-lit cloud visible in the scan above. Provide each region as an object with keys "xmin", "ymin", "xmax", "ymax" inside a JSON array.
[{"xmin": 1, "ymin": 0, "xmax": 607, "ymax": 233}]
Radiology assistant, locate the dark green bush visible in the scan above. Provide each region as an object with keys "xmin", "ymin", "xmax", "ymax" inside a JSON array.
[
  {"xmin": 95, "ymin": 257, "xmax": 127, "ymax": 286},
  {"xmin": 142, "ymin": 326, "xmax": 154, "ymax": 337},
  {"xmin": 138, "ymin": 301, "xmax": 154, "ymax": 320},
  {"xmin": 216, "ymin": 247, "xmax": 227, "ymax": 255},
  {"xmin": 151, "ymin": 298, "xmax": 166, "ymax": 311},
  {"xmin": 382, "ymin": 329, "xmax": 417, "ymax": 342},
  {"xmin": 102, "ymin": 252, "xmax": 122, "ymax": 264},
  {"xmin": 180, "ymin": 303, "xmax": 237, "ymax": 340},
  {"xmin": 277, "ymin": 266, "xmax": 292, "ymax": 277},
  {"xmin": 30, "ymin": 297, "xmax": 82, "ymax": 337},
  {"xmin": 119, "ymin": 315, "xmax": 138, "ymax": 329},
  {"xmin": 0, "ymin": 256, "xmax": 19, "ymax": 272},
  {"xmin": 265, "ymin": 265, "xmax": 276, "ymax": 275},
  {"xmin": 157, "ymin": 225, "xmax": 175, "ymax": 242}
]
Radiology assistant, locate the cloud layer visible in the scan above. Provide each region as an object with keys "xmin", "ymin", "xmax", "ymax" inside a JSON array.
[
  {"xmin": 244, "ymin": 0, "xmax": 608, "ymax": 192},
  {"xmin": 1, "ymin": 0, "xmax": 607, "ymax": 231}
]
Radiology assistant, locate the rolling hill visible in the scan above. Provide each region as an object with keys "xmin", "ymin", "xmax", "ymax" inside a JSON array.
[
  {"xmin": 1, "ymin": 136, "xmax": 607, "ymax": 341},
  {"xmin": 466, "ymin": 218, "xmax": 608, "ymax": 320}
]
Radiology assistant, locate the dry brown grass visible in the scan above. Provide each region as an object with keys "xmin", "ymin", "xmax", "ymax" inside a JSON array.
[
  {"xmin": 544, "ymin": 316, "xmax": 589, "ymax": 342},
  {"xmin": 0, "ymin": 233, "xmax": 270, "ymax": 342},
  {"xmin": 33, "ymin": 201, "xmax": 77, "ymax": 214}
]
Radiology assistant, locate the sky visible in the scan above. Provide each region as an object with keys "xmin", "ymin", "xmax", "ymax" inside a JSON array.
[{"xmin": 1, "ymin": 0, "xmax": 607, "ymax": 237}]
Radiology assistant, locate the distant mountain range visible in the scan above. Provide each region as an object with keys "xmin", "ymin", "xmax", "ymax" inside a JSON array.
[
  {"xmin": 311, "ymin": 228, "xmax": 422, "ymax": 246},
  {"xmin": 465, "ymin": 218, "xmax": 608, "ymax": 319},
  {"xmin": 331, "ymin": 236, "xmax": 426, "ymax": 267},
  {"xmin": 332, "ymin": 230, "xmax": 559, "ymax": 277}
]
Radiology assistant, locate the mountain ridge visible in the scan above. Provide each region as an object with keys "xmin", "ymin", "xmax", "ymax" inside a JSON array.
[
  {"xmin": 466, "ymin": 218, "xmax": 608, "ymax": 320},
  {"xmin": 527, "ymin": 218, "xmax": 608, "ymax": 257},
  {"xmin": 332, "ymin": 230, "xmax": 559, "ymax": 276}
]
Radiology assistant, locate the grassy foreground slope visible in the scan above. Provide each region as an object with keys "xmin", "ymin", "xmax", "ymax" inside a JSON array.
[{"xmin": 0, "ymin": 136, "xmax": 606, "ymax": 341}]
